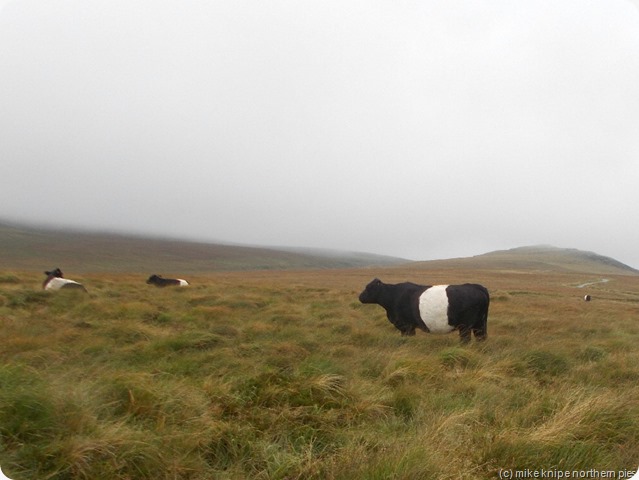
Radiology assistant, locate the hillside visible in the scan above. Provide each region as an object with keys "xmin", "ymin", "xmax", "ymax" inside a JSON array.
[
  {"xmin": 413, "ymin": 245, "xmax": 639, "ymax": 275},
  {"xmin": 0, "ymin": 222, "xmax": 409, "ymax": 273},
  {"xmin": 2, "ymin": 222, "xmax": 636, "ymax": 276}
]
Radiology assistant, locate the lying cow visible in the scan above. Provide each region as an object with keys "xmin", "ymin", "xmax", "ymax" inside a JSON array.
[
  {"xmin": 146, "ymin": 274, "xmax": 189, "ymax": 287},
  {"xmin": 359, "ymin": 278, "xmax": 489, "ymax": 343},
  {"xmin": 43, "ymin": 268, "xmax": 87, "ymax": 292}
]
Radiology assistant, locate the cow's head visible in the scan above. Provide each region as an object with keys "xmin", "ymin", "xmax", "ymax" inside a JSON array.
[
  {"xmin": 45, "ymin": 268, "xmax": 64, "ymax": 278},
  {"xmin": 359, "ymin": 278, "xmax": 383, "ymax": 303},
  {"xmin": 146, "ymin": 274, "xmax": 161, "ymax": 284}
]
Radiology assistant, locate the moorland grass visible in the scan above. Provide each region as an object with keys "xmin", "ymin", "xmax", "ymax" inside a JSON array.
[{"xmin": 0, "ymin": 268, "xmax": 638, "ymax": 479}]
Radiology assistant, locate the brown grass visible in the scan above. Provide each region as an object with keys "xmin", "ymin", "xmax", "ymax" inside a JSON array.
[{"xmin": 0, "ymin": 266, "xmax": 638, "ymax": 479}]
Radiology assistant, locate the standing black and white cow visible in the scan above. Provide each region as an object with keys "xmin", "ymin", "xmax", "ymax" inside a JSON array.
[
  {"xmin": 43, "ymin": 268, "xmax": 87, "ymax": 292},
  {"xmin": 146, "ymin": 274, "xmax": 189, "ymax": 287},
  {"xmin": 358, "ymin": 278, "xmax": 489, "ymax": 343}
]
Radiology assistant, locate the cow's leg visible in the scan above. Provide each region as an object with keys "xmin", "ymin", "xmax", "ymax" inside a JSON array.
[
  {"xmin": 472, "ymin": 316, "xmax": 487, "ymax": 341},
  {"xmin": 401, "ymin": 326, "xmax": 416, "ymax": 336},
  {"xmin": 473, "ymin": 329, "xmax": 487, "ymax": 341},
  {"xmin": 458, "ymin": 325, "xmax": 472, "ymax": 344},
  {"xmin": 472, "ymin": 328, "xmax": 487, "ymax": 341},
  {"xmin": 473, "ymin": 309, "xmax": 488, "ymax": 341}
]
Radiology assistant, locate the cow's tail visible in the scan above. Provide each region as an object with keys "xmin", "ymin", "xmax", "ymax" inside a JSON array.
[{"xmin": 475, "ymin": 285, "xmax": 489, "ymax": 340}]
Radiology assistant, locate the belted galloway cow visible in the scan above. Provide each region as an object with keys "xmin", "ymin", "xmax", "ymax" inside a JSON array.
[
  {"xmin": 146, "ymin": 274, "xmax": 189, "ymax": 287},
  {"xmin": 43, "ymin": 268, "xmax": 87, "ymax": 292},
  {"xmin": 359, "ymin": 278, "xmax": 489, "ymax": 343}
]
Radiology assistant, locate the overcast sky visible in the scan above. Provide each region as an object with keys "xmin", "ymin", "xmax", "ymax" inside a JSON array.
[{"xmin": 1, "ymin": 1, "xmax": 638, "ymax": 268}]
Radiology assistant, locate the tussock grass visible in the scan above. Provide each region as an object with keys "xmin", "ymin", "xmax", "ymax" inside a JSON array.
[{"xmin": 0, "ymin": 269, "xmax": 638, "ymax": 478}]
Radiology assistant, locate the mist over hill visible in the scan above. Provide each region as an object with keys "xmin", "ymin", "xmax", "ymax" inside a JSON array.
[
  {"xmin": 1, "ymin": 221, "xmax": 637, "ymax": 275},
  {"xmin": 413, "ymin": 245, "xmax": 639, "ymax": 276},
  {"xmin": 0, "ymin": 222, "xmax": 409, "ymax": 273}
]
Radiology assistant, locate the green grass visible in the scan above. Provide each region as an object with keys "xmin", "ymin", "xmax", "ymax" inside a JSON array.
[{"xmin": 0, "ymin": 268, "xmax": 638, "ymax": 479}]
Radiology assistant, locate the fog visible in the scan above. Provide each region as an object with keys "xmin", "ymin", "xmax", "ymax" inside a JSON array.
[{"xmin": 1, "ymin": 1, "xmax": 638, "ymax": 267}]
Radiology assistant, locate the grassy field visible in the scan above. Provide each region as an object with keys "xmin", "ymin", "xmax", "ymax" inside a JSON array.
[{"xmin": 1, "ymin": 266, "xmax": 638, "ymax": 479}]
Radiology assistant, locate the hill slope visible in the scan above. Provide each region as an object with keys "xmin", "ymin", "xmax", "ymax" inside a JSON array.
[
  {"xmin": 0, "ymin": 222, "xmax": 409, "ymax": 273},
  {"xmin": 413, "ymin": 245, "xmax": 639, "ymax": 275},
  {"xmin": 1, "ymin": 222, "xmax": 636, "ymax": 276}
]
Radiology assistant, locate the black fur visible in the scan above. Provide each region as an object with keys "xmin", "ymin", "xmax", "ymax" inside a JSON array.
[{"xmin": 146, "ymin": 274, "xmax": 185, "ymax": 287}]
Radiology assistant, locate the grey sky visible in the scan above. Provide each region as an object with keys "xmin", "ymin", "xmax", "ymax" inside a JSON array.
[{"xmin": 1, "ymin": 1, "xmax": 638, "ymax": 268}]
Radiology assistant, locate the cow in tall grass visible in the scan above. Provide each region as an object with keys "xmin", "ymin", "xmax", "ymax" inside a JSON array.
[
  {"xmin": 358, "ymin": 278, "xmax": 489, "ymax": 343},
  {"xmin": 146, "ymin": 274, "xmax": 189, "ymax": 287},
  {"xmin": 43, "ymin": 268, "xmax": 87, "ymax": 292}
]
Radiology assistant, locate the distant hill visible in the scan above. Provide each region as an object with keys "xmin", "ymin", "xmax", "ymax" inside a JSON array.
[
  {"xmin": 0, "ymin": 222, "xmax": 409, "ymax": 273},
  {"xmin": 2, "ymin": 222, "xmax": 636, "ymax": 276},
  {"xmin": 413, "ymin": 245, "xmax": 639, "ymax": 275}
]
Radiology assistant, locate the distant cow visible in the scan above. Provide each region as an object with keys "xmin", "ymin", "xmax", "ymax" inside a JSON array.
[
  {"xmin": 358, "ymin": 278, "xmax": 489, "ymax": 343},
  {"xmin": 584, "ymin": 295, "xmax": 591, "ymax": 302},
  {"xmin": 146, "ymin": 274, "xmax": 189, "ymax": 287},
  {"xmin": 43, "ymin": 268, "xmax": 87, "ymax": 292}
]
